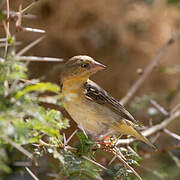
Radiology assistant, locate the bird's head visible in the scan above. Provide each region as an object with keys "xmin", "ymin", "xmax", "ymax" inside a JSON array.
[{"xmin": 61, "ymin": 55, "xmax": 106, "ymax": 82}]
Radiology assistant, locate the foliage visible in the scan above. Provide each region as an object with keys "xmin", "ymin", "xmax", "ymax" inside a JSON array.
[
  {"xmin": 58, "ymin": 150, "xmax": 102, "ymax": 180},
  {"xmin": 0, "ymin": 54, "xmax": 69, "ymax": 176},
  {"xmin": 0, "ymin": 55, "xmax": 150, "ymax": 180},
  {"xmin": 0, "ymin": 54, "xmax": 136, "ymax": 179},
  {"xmin": 76, "ymin": 132, "xmax": 95, "ymax": 156},
  {"xmin": 2, "ymin": 1, "xmax": 180, "ymax": 179},
  {"xmin": 0, "ymin": 2, "xmax": 141, "ymax": 179}
]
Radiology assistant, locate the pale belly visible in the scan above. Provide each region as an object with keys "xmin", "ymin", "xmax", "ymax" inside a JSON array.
[{"xmin": 64, "ymin": 97, "xmax": 118, "ymax": 137}]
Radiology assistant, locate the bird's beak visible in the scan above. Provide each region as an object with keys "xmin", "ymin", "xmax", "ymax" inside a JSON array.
[{"xmin": 91, "ymin": 61, "xmax": 106, "ymax": 72}]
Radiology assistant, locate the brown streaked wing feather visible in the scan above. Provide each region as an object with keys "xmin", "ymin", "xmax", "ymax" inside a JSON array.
[{"xmin": 83, "ymin": 80, "xmax": 137, "ymax": 123}]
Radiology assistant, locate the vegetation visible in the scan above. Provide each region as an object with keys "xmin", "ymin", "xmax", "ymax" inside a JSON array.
[{"xmin": 0, "ymin": 0, "xmax": 180, "ymax": 180}]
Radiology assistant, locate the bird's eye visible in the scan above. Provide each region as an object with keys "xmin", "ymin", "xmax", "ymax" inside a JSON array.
[{"xmin": 81, "ymin": 63, "xmax": 89, "ymax": 68}]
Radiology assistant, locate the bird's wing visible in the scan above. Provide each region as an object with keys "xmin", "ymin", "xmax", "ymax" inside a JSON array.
[{"xmin": 83, "ymin": 80, "xmax": 137, "ymax": 123}]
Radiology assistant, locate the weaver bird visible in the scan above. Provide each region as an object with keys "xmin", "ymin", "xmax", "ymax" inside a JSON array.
[{"xmin": 61, "ymin": 55, "xmax": 155, "ymax": 148}]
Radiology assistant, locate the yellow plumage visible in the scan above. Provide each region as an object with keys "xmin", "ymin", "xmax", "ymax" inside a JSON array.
[{"xmin": 61, "ymin": 55, "xmax": 155, "ymax": 149}]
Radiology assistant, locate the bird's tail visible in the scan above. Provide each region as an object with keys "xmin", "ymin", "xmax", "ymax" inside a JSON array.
[{"xmin": 115, "ymin": 120, "xmax": 156, "ymax": 149}]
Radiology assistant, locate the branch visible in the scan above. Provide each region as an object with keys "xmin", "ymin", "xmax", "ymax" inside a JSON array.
[
  {"xmin": 0, "ymin": 38, "xmax": 8, "ymax": 42},
  {"xmin": 171, "ymin": 103, "xmax": 180, "ymax": 114},
  {"xmin": 168, "ymin": 152, "xmax": 180, "ymax": 168},
  {"xmin": 146, "ymin": 145, "xmax": 180, "ymax": 155},
  {"xmin": 1, "ymin": 137, "xmax": 33, "ymax": 159},
  {"xmin": 21, "ymin": 1, "xmax": 39, "ymax": 14},
  {"xmin": 163, "ymin": 129, "xmax": 180, "ymax": 141},
  {"xmin": 17, "ymin": 56, "xmax": 64, "ymax": 62},
  {"xmin": 112, "ymin": 148, "xmax": 142, "ymax": 180},
  {"xmin": 4, "ymin": 0, "xmax": 10, "ymax": 57},
  {"xmin": 25, "ymin": 167, "xmax": 39, "ymax": 180},
  {"xmin": 2, "ymin": 10, "xmax": 36, "ymax": 19},
  {"xmin": 116, "ymin": 110, "xmax": 180, "ymax": 145},
  {"xmin": 20, "ymin": 27, "xmax": 45, "ymax": 33},
  {"xmin": 16, "ymin": 36, "xmax": 45, "ymax": 56},
  {"xmin": 150, "ymin": 99, "xmax": 169, "ymax": 117},
  {"xmin": 82, "ymin": 156, "xmax": 108, "ymax": 170},
  {"xmin": 120, "ymin": 31, "xmax": 180, "ymax": 105},
  {"xmin": 0, "ymin": 42, "xmax": 21, "ymax": 47}
]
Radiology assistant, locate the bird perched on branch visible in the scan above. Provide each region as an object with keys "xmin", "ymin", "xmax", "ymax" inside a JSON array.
[{"xmin": 61, "ymin": 55, "xmax": 155, "ymax": 148}]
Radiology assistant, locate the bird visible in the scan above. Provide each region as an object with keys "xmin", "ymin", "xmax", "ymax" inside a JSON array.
[{"xmin": 60, "ymin": 55, "xmax": 155, "ymax": 148}]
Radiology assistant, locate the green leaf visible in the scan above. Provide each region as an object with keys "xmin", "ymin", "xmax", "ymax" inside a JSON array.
[
  {"xmin": 15, "ymin": 82, "xmax": 60, "ymax": 98},
  {"xmin": 59, "ymin": 151, "xmax": 102, "ymax": 180},
  {"xmin": 76, "ymin": 132, "xmax": 95, "ymax": 156}
]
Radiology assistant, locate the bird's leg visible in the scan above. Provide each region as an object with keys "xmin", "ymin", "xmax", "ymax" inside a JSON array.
[
  {"xmin": 93, "ymin": 130, "xmax": 115, "ymax": 147},
  {"xmin": 98, "ymin": 132, "xmax": 123, "ymax": 148}
]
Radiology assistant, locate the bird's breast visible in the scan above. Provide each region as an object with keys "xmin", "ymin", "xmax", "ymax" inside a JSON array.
[
  {"xmin": 63, "ymin": 98, "xmax": 103, "ymax": 135},
  {"xmin": 63, "ymin": 96, "xmax": 117, "ymax": 136},
  {"xmin": 62, "ymin": 80, "xmax": 118, "ymax": 136}
]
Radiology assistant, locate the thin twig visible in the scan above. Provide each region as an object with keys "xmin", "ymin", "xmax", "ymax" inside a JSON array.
[
  {"xmin": 142, "ymin": 110, "xmax": 180, "ymax": 137},
  {"xmin": 143, "ymin": 167, "xmax": 166, "ymax": 180},
  {"xmin": 0, "ymin": 42, "xmax": 21, "ymax": 47},
  {"xmin": 39, "ymin": 139, "xmax": 58, "ymax": 147},
  {"xmin": 65, "ymin": 129, "xmax": 78, "ymax": 145},
  {"xmin": 120, "ymin": 31, "xmax": 180, "ymax": 105},
  {"xmin": 164, "ymin": 129, "xmax": 180, "ymax": 141},
  {"xmin": 19, "ymin": 78, "xmax": 39, "ymax": 84},
  {"xmin": 150, "ymin": 132, "xmax": 160, "ymax": 143},
  {"xmin": 46, "ymin": 173, "xmax": 58, "ymax": 178},
  {"xmin": 82, "ymin": 155, "xmax": 108, "ymax": 170},
  {"xmin": 117, "ymin": 110, "xmax": 180, "ymax": 145},
  {"xmin": 149, "ymin": 118, "xmax": 153, "ymax": 127},
  {"xmin": 127, "ymin": 146, "xmax": 140, "ymax": 158},
  {"xmin": 16, "ymin": 36, "xmax": 45, "ymax": 56},
  {"xmin": 4, "ymin": 79, "xmax": 9, "ymax": 96},
  {"xmin": 171, "ymin": 103, "xmax": 180, "ymax": 114},
  {"xmin": 2, "ymin": 10, "xmax": 36, "ymax": 19},
  {"xmin": 1, "ymin": 137, "xmax": 33, "ymax": 159},
  {"xmin": 8, "ymin": 57, "xmax": 62, "ymax": 95},
  {"xmin": 63, "ymin": 133, "xmax": 67, "ymax": 145},
  {"xmin": 13, "ymin": 161, "xmax": 31, "ymax": 167},
  {"xmin": 21, "ymin": 1, "xmax": 39, "ymax": 14},
  {"xmin": 40, "ymin": 140, "xmax": 77, "ymax": 150},
  {"xmin": 78, "ymin": 123, "xmax": 88, "ymax": 138},
  {"xmin": 113, "ymin": 149, "xmax": 142, "ymax": 180},
  {"xmin": 151, "ymin": 145, "xmax": 180, "ymax": 156},
  {"xmin": 17, "ymin": 56, "xmax": 64, "ymax": 62},
  {"xmin": 108, "ymin": 155, "xmax": 117, "ymax": 165},
  {"xmin": 150, "ymin": 99, "xmax": 169, "ymax": 117},
  {"xmin": 25, "ymin": 167, "xmax": 39, "ymax": 180},
  {"xmin": 168, "ymin": 152, "xmax": 180, "ymax": 168},
  {"xmin": 16, "ymin": 4, "xmax": 22, "ymax": 28},
  {"xmin": 0, "ymin": 38, "xmax": 7, "ymax": 42},
  {"xmin": 4, "ymin": 0, "xmax": 9, "ymax": 57},
  {"xmin": 22, "ymin": 27, "xmax": 45, "ymax": 33}
]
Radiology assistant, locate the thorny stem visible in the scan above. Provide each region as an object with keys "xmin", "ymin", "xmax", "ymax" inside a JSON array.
[
  {"xmin": 120, "ymin": 31, "xmax": 180, "ymax": 106},
  {"xmin": 1, "ymin": 137, "xmax": 33, "ymax": 159},
  {"xmin": 4, "ymin": 0, "xmax": 9, "ymax": 57},
  {"xmin": 117, "ymin": 110, "xmax": 180, "ymax": 145}
]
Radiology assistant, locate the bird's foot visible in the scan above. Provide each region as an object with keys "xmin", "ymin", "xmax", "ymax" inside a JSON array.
[{"xmin": 98, "ymin": 136, "xmax": 115, "ymax": 148}]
